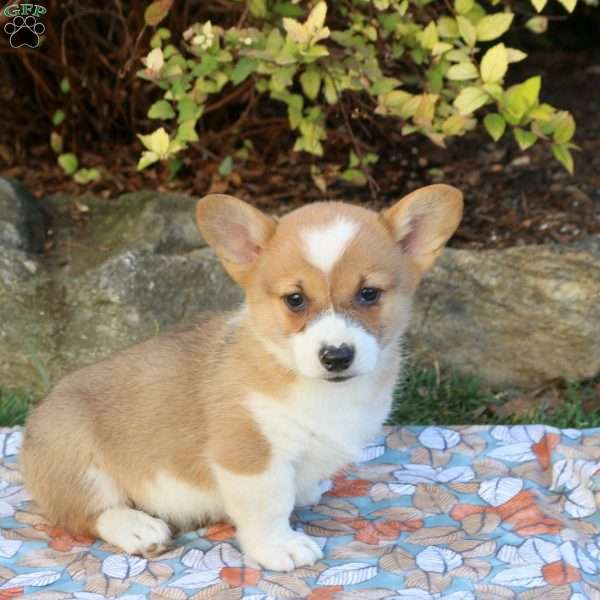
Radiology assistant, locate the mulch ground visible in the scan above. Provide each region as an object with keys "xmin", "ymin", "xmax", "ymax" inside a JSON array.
[{"xmin": 2, "ymin": 50, "xmax": 599, "ymax": 251}]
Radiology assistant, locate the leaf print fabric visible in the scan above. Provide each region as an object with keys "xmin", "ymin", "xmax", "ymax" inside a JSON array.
[{"xmin": 0, "ymin": 425, "xmax": 599, "ymax": 598}]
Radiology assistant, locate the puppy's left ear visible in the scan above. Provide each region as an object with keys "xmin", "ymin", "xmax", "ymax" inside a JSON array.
[{"xmin": 381, "ymin": 184, "xmax": 463, "ymax": 282}]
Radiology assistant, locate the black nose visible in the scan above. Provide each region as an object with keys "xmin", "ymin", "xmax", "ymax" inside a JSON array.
[{"xmin": 319, "ymin": 344, "xmax": 355, "ymax": 372}]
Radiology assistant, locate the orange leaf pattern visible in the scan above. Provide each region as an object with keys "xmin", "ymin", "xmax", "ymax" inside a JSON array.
[{"xmin": 0, "ymin": 425, "xmax": 599, "ymax": 598}]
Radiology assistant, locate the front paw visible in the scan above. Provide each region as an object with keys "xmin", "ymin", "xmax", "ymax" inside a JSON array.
[{"xmin": 244, "ymin": 531, "xmax": 323, "ymax": 571}]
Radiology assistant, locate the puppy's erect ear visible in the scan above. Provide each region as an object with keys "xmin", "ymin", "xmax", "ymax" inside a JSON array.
[
  {"xmin": 381, "ymin": 184, "xmax": 463, "ymax": 283},
  {"xmin": 196, "ymin": 194, "xmax": 277, "ymax": 285}
]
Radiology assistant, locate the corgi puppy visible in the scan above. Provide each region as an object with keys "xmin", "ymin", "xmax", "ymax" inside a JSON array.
[{"xmin": 21, "ymin": 184, "xmax": 462, "ymax": 571}]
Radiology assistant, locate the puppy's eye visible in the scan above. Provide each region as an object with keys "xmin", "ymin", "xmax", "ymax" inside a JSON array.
[
  {"xmin": 356, "ymin": 287, "xmax": 381, "ymax": 305},
  {"xmin": 284, "ymin": 292, "xmax": 306, "ymax": 312}
]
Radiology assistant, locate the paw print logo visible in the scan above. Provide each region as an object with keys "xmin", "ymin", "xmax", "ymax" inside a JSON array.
[{"xmin": 4, "ymin": 15, "xmax": 45, "ymax": 48}]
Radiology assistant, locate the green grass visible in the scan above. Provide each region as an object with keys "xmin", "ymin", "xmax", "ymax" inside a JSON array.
[
  {"xmin": 389, "ymin": 363, "xmax": 600, "ymax": 429},
  {"xmin": 0, "ymin": 386, "xmax": 35, "ymax": 427},
  {"xmin": 1, "ymin": 364, "xmax": 599, "ymax": 429}
]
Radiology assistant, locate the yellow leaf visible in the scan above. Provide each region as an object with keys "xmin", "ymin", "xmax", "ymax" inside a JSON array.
[
  {"xmin": 283, "ymin": 18, "xmax": 309, "ymax": 45},
  {"xmin": 557, "ymin": 0, "xmax": 577, "ymax": 12},
  {"xmin": 142, "ymin": 48, "xmax": 164, "ymax": 76},
  {"xmin": 457, "ymin": 16, "xmax": 476, "ymax": 47},
  {"xmin": 414, "ymin": 94, "xmax": 438, "ymax": 125},
  {"xmin": 446, "ymin": 62, "xmax": 479, "ymax": 81},
  {"xmin": 306, "ymin": 1, "xmax": 327, "ymax": 31},
  {"xmin": 526, "ymin": 16, "xmax": 548, "ymax": 33},
  {"xmin": 530, "ymin": 0, "xmax": 548, "ymax": 12},
  {"xmin": 421, "ymin": 22, "xmax": 438, "ymax": 50},
  {"xmin": 442, "ymin": 114, "xmax": 467, "ymax": 135},
  {"xmin": 506, "ymin": 48, "xmax": 527, "ymax": 63},
  {"xmin": 454, "ymin": 0, "xmax": 474, "ymax": 14},
  {"xmin": 480, "ymin": 43, "xmax": 508, "ymax": 83},
  {"xmin": 454, "ymin": 87, "xmax": 489, "ymax": 115},
  {"xmin": 476, "ymin": 13, "xmax": 514, "ymax": 41},
  {"xmin": 138, "ymin": 127, "xmax": 170, "ymax": 157},
  {"xmin": 432, "ymin": 42, "xmax": 453, "ymax": 56}
]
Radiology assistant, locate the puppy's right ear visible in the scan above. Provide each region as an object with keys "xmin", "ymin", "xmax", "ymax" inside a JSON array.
[{"xmin": 196, "ymin": 194, "xmax": 277, "ymax": 285}]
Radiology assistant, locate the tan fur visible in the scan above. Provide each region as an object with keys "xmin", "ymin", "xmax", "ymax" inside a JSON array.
[{"xmin": 20, "ymin": 184, "xmax": 462, "ymax": 552}]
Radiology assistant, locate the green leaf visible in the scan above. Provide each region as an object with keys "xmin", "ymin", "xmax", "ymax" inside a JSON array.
[
  {"xmin": 446, "ymin": 62, "xmax": 479, "ymax": 81},
  {"xmin": 231, "ymin": 57, "xmax": 257, "ymax": 85},
  {"xmin": 52, "ymin": 110, "xmax": 65, "ymax": 126},
  {"xmin": 300, "ymin": 69, "xmax": 321, "ymax": 100},
  {"xmin": 177, "ymin": 97, "xmax": 202, "ymax": 123},
  {"xmin": 273, "ymin": 1, "xmax": 304, "ymax": 17},
  {"xmin": 553, "ymin": 112, "xmax": 575, "ymax": 144},
  {"xmin": 476, "ymin": 13, "xmax": 514, "ymax": 41},
  {"xmin": 168, "ymin": 158, "xmax": 183, "ymax": 180},
  {"xmin": 248, "ymin": 0, "xmax": 267, "ymax": 18},
  {"xmin": 58, "ymin": 153, "xmax": 79, "ymax": 175},
  {"xmin": 144, "ymin": 0, "xmax": 173, "ymax": 27},
  {"xmin": 557, "ymin": 0, "xmax": 577, "ymax": 12},
  {"xmin": 370, "ymin": 77, "xmax": 400, "ymax": 95},
  {"xmin": 176, "ymin": 120, "xmax": 199, "ymax": 143},
  {"xmin": 530, "ymin": 0, "xmax": 548, "ymax": 12},
  {"xmin": 138, "ymin": 151, "xmax": 160, "ymax": 170},
  {"xmin": 513, "ymin": 128, "xmax": 537, "ymax": 150},
  {"xmin": 456, "ymin": 16, "xmax": 476, "ymax": 47},
  {"xmin": 526, "ymin": 16, "xmax": 548, "ymax": 33},
  {"xmin": 323, "ymin": 75, "xmax": 338, "ymax": 104},
  {"xmin": 148, "ymin": 100, "xmax": 175, "ymax": 119},
  {"xmin": 483, "ymin": 113, "xmax": 506, "ymax": 141},
  {"xmin": 454, "ymin": 87, "xmax": 489, "ymax": 115},
  {"xmin": 341, "ymin": 168, "xmax": 367, "ymax": 186},
  {"xmin": 454, "ymin": 0, "xmax": 474, "ymax": 14},
  {"xmin": 218, "ymin": 156, "xmax": 234, "ymax": 176},
  {"xmin": 480, "ymin": 43, "xmax": 508, "ymax": 83},
  {"xmin": 50, "ymin": 132, "xmax": 63, "ymax": 154},
  {"xmin": 552, "ymin": 144, "xmax": 574, "ymax": 174},
  {"xmin": 60, "ymin": 77, "xmax": 70, "ymax": 94},
  {"xmin": 73, "ymin": 168, "xmax": 101, "ymax": 184}
]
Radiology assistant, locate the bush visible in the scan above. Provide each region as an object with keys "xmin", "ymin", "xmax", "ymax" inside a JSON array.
[{"xmin": 136, "ymin": 0, "xmax": 579, "ymax": 180}]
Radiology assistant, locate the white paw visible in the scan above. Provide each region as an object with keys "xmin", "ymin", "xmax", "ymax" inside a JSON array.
[
  {"xmin": 296, "ymin": 484, "xmax": 323, "ymax": 507},
  {"xmin": 96, "ymin": 507, "xmax": 171, "ymax": 556},
  {"xmin": 244, "ymin": 531, "xmax": 323, "ymax": 571}
]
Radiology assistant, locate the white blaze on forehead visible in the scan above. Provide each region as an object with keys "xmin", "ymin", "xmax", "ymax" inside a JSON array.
[{"xmin": 301, "ymin": 218, "xmax": 359, "ymax": 273}]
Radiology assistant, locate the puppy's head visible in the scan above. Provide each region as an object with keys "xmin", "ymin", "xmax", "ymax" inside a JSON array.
[{"xmin": 196, "ymin": 185, "xmax": 462, "ymax": 382}]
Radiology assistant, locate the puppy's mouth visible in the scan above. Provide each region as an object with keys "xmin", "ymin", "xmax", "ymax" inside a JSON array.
[{"xmin": 326, "ymin": 375, "xmax": 354, "ymax": 383}]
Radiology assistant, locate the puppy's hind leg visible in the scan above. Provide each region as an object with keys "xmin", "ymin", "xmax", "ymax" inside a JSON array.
[
  {"xmin": 84, "ymin": 466, "xmax": 172, "ymax": 557},
  {"xmin": 95, "ymin": 507, "xmax": 172, "ymax": 557}
]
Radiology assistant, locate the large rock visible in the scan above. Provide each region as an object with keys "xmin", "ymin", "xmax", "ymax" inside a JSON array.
[
  {"xmin": 0, "ymin": 180, "xmax": 598, "ymax": 391},
  {"xmin": 0, "ymin": 180, "xmax": 53, "ymax": 390},
  {"xmin": 45, "ymin": 191, "xmax": 242, "ymax": 377},
  {"xmin": 0, "ymin": 179, "xmax": 46, "ymax": 252},
  {"xmin": 409, "ymin": 238, "xmax": 600, "ymax": 387},
  {"xmin": 0, "ymin": 186, "xmax": 242, "ymax": 393}
]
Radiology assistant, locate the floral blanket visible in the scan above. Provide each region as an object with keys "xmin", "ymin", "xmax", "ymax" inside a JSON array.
[{"xmin": 1, "ymin": 425, "xmax": 599, "ymax": 600}]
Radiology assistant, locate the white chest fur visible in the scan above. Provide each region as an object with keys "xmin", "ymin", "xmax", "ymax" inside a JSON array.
[{"xmin": 246, "ymin": 370, "xmax": 395, "ymax": 483}]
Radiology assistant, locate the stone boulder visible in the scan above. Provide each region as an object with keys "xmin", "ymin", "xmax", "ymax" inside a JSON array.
[
  {"xmin": 0, "ymin": 179, "xmax": 598, "ymax": 392},
  {"xmin": 0, "ymin": 180, "xmax": 53, "ymax": 390},
  {"xmin": 409, "ymin": 237, "xmax": 600, "ymax": 387}
]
